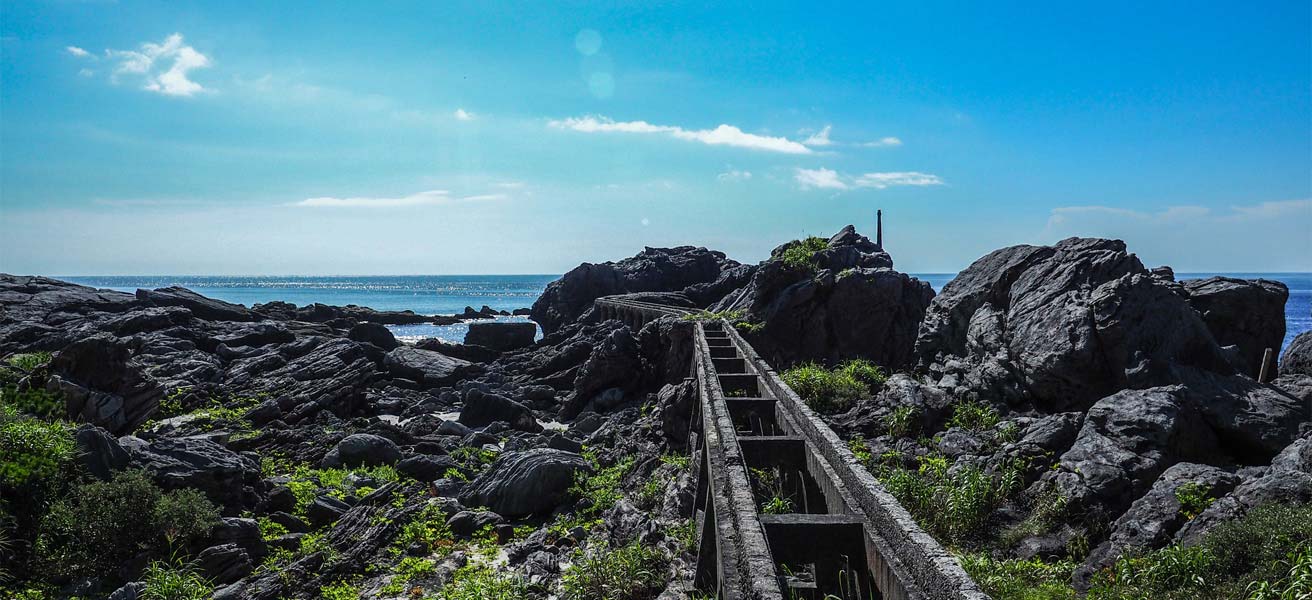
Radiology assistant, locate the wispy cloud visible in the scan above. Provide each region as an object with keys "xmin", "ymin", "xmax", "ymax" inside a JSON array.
[
  {"xmin": 717, "ymin": 169, "xmax": 753, "ymax": 182},
  {"xmin": 454, "ymin": 108, "xmax": 474, "ymax": 121},
  {"xmin": 293, "ymin": 190, "xmax": 506, "ymax": 208},
  {"xmin": 860, "ymin": 137, "xmax": 903, "ymax": 148},
  {"xmin": 802, "ymin": 125, "xmax": 833, "ymax": 147},
  {"xmin": 549, "ymin": 115, "xmax": 813, "ymax": 154},
  {"xmin": 1045, "ymin": 199, "xmax": 1312, "ymax": 229},
  {"xmin": 104, "ymin": 33, "xmax": 211, "ymax": 97},
  {"xmin": 66, "ymin": 46, "xmax": 90, "ymax": 58},
  {"xmin": 794, "ymin": 168, "xmax": 944, "ymax": 191}
]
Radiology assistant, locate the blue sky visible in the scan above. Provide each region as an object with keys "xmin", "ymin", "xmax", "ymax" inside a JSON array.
[{"xmin": 1, "ymin": 1, "xmax": 1309, "ymax": 275}]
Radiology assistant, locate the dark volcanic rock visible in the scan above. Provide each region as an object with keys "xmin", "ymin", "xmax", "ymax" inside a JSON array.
[
  {"xmin": 916, "ymin": 238, "xmax": 1235, "ymax": 412},
  {"xmin": 383, "ymin": 346, "xmax": 477, "ymax": 387},
  {"xmin": 530, "ymin": 246, "xmax": 739, "ymax": 334},
  {"xmin": 1282, "ymin": 331, "xmax": 1312, "ymax": 377},
  {"xmin": 459, "ymin": 388, "xmax": 542, "ymax": 433},
  {"xmin": 137, "ymin": 286, "xmax": 255, "ymax": 322},
  {"xmin": 1046, "ymin": 386, "xmax": 1219, "ymax": 520},
  {"xmin": 1181, "ymin": 276, "xmax": 1288, "ymax": 377},
  {"xmin": 196, "ymin": 544, "xmax": 254, "ymax": 585},
  {"xmin": 47, "ymin": 333, "xmax": 164, "ymax": 434},
  {"xmin": 711, "ymin": 225, "xmax": 931, "ymax": 369},
  {"xmin": 562, "ymin": 325, "xmax": 644, "ymax": 419},
  {"xmin": 464, "ymin": 321, "xmax": 537, "ymax": 352},
  {"xmin": 306, "ymin": 495, "xmax": 351, "ymax": 528},
  {"xmin": 320, "ymin": 433, "xmax": 403, "ymax": 468},
  {"xmin": 458, "ymin": 449, "xmax": 591, "ymax": 517},
  {"xmin": 121, "ymin": 435, "xmax": 261, "ymax": 512},
  {"xmin": 1075, "ymin": 462, "xmax": 1239, "ymax": 587},
  {"xmin": 348, "ymin": 322, "xmax": 399, "ymax": 350},
  {"xmin": 396, "ymin": 454, "xmax": 459, "ymax": 482},
  {"xmin": 73, "ymin": 423, "xmax": 130, "ymax": 480}
]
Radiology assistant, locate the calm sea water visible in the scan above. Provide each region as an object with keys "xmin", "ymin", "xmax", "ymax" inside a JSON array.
[{"xmin": 62, "ymin": 273, "xmax": 1310, "ymax": 348}]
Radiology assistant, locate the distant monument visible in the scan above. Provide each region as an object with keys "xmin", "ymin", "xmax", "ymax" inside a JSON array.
[{"xmin": 876, "ymin": 209, "xmax": 883, "ymax": 250}]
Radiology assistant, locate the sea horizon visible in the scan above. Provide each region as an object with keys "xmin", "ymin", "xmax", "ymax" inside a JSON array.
[{"xmin": 57, "ymin": 272, "xmax": 1312, "ymax": 349}]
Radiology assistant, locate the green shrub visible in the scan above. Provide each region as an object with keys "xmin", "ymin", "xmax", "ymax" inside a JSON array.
[
  {"xmin": 781, "ymin": 362, "xmax": 867, "ymax": 413},
  {"xmin": 35, "ymin": 470, "xmax": 219, "ymax": 577},
  {"xmin": 561, "ymin": 541, "xmax": 669, "ymax": 600},
  {"xmin": 0, "ymin": 407, "xmax": 74, "ymax": 489},
  {"xmin": 877, "ymin": 455, "xmax": 1025, "ymax": 547},
  {"xmin": 141, "ymin": 560, "xmax": 213, "ymax": 600},
  {"xmin": 957, "ymin": 553, "xmax": 1077, "ymax": 600},
  {"xmin": 319, "ymin": 580, "xmax": 361, "ymax": 600},
  {"xmin": 948, "ymin": 400, "xmax": 1000, "ymax": 431},
  {"xmin": 777, "ymin": 236, "xmax": 829, "ymax": 271},
  {"xmin": 1174, "ymin": 482, "xmax": 1213, "ymax": 520},
  {"xmin": 681, "ymin": 309, "xmax": 746, "ymax": 322},
  {"xmin": 392, "ymin": 501, "xmax": 455, "ymax": 556},
  {"xmin": 439, "ymin": 565, "xmax": 526, "ymax": 600},
  {"xmin": 886, "ymin": 405, "xmax": 922, "ymax": 438},
  {"xmin": 569, "ymin": 455, "xmax": 633, "ymax": 519},
  {"xmin": 1247, "ymin": 543, "xmax": 1312, "ymax": 600},
  {"xmin": 838, "ymin": 359, "xmax": 886, "ymax": 391}
]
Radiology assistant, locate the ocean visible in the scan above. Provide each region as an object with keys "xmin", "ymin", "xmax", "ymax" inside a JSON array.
[{"xmin": 63, "ymin": 273, "xmax": 1311, "ymax": 351}]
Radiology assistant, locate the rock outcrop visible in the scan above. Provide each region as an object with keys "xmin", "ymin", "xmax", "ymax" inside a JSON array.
[
  {"xmin": 1181, "ymin": 276, "xmax": 1288, "ymax": 377},
  {"xmin": 711, "ymin": 225, "xmax": 933, "ymax": 369},
  {"xmin": 530, "ymin": 246, "xmax": 741, "ymax": 334},
  {"xmin": 464, "ymin": 321, "xmax": 537, "ymax": 352},
  {"xmin": 458, "ymin": 449, "xmax": 591, "ymax": 517}
]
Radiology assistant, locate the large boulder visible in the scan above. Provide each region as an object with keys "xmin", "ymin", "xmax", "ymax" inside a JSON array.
[
  {"xmin": 1075, "ymin": 463, "xmax": 1239, "ymax": 587},
  {"xmin": 384, "ymin": 346, "xmax": 477, "ymax": 387},
  {"xmin": 1282, "ymin": 331, "xmax": 1312, "ymax": 376},
  {"xmin": 464, "ymin": 321, "xmax": 537, "ymax": 352},
  {"xmin": 530, "ymin": 246, "xmax": 740, "ymax": 334},
  {"xmin": 136, "ymin": 286, "xmax": 255, "ymax": 322},
  {"xmin": 561, "ymin": 326, "xmax": 644, "ymax": 419},
  {"xmin": 120, "ymin": 435, "xmax": 262, "ymax": 512},
  {"xmin": 916, "ymin": 238, "xmax": 1235, "ymax": 412},
  {"xmin": 46, "ymin": 334, "xmax": 164, "ymax": 434},
  {"xmin": 458, "ymin": 449, "xmax": 591, "ymax": 517},
  {"xmin": 73, "ymin": 424, "xmax": 130, "ymax": 480},
  {"xmin": 459, "ymin": 388, "xmax": 542, "ymax": 433},
  {"xmin": 1181, "ymin": 277, "xmax": 1288, "ymax": 377},
  {"xmin": 1047, "ymin": 386, "xmax": 1219, "ymax": 520},
  {"xmin": 320, "ymin": 433, "xmax": 403, "ymax": 469},
  {"xmin": 711, "ymin": 225, "xmax": 931, "ymax": 369}
]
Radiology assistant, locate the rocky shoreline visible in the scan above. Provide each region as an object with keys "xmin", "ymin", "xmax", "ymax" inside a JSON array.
[{"xmin": 1, "ymin": 226, "xmax": 1309, "ymax": 599}]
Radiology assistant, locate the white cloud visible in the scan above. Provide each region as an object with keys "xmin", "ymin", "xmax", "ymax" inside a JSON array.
[
  {"xmin": 795, "ymin": 168, "xmax": 944, "ymax": 191},
  {"xmin": 802, "ymin": 125, "xmax": 833, "ymax": 147},
  {"xmin": 454, "ymin": 108, "xmax": 474, "ymax": 121},
  {"xmin": 78, "ymin": 68, "xmax": 94, "ymax": 77},
  {"xmin": 794, "ymin": 167, "xmax": 849, "ymax": 190},
  {"xmin": 860, "ymin": 137, "xmax": 903, "ymax": 147},
  {"xmin": 66, "ymin": 46, "xmax": 90, "ymax": 58},
  {"xmin": 853, "ymin": 171, "xmax": 944, "ymax": 188},
  {"xmin": 106, "ymin": 33, "xmax": 211, "ymax": 97},
  {"xmin": 549, "ymin": 116, "xmax": 813, "ymax": 154},
  {"xmin": 717, "ymin": 169, "xmax": 753, "ymax": 182},
  {"xmin": 293, "ymin": 189, "xmax": 506, "ymax": 208}
]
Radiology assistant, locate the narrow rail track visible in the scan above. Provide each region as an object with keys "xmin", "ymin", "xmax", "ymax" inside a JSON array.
[{"xmin": 593, "ymin": 296, "xmax": 989, "ymax": 600}]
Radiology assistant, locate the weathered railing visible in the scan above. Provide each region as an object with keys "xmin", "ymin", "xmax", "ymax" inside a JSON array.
[{"xmin": 592, "ymin": 295, "xmax": 989, "ymax": 600}]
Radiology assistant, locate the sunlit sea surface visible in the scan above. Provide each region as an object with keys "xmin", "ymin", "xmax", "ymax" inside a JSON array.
[{"xmin": 63, "ymin": 273, "xmax": 1310, "ymax": 348}]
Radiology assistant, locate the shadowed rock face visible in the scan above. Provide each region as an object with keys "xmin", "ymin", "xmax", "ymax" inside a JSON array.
[
  {"xmin": 1281, "ymin": 331, "xmax": 1312, "ymax": 376},
  {"xmin": 1181, "ymin": 276, "xmax": 1288, "ymax": 378},
  {"xmin": 458, "ymin": 448, "xmax": 591, "ymax": 518},
  {"xmin": 711, "ymin": 225, "xmax": 933, "ymax": 370},
  {"xmin": 914, "ymin": 238, "xmax": 1246, "ymax": 412},
  {"xmin": 529, "ymin": 245, "xmax": 741, "ymax": 334}
]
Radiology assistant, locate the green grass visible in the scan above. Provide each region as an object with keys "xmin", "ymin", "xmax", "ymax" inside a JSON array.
[
  {"xmin": 958, "ymin": 554, "xmax": 1077, "ymax": 600},
  {"xmin": 561, "ymin": 541, "xmax": 669, "ymax": 600},
  {"xmin": 948, "ymin": 400, "xmax": 1000, "ymax": 431},
  {"xmin": 0, "ymin": 405, "xmax": 74, "ymax": 488},
  {"xmin": 680, "ymin": 309, "xmax": 746, "ymax": 322},
  {"xmin": 777, "ymin": 236, "xmax": 829, "ymax": 271},
  {"xmin": 261, "ymin": 460, "xmax": 403, "ymax": 517},
  {"xmin": 141, "ymin": 560, "xmax": 213, "ymax": 600},
  {"xmin": 782, "ymin": 361, "xmax": 878, "ymax": 413},
  {"xmin": 438, "ymin": 565, "xmax": 526, "ymax": 600},
  {"xmin": 886, "ymin": 405, "xmax": 922, "ymax": 438},
  {"xmin": 319, "ymin": 580, "xmax": 361, "ymax": 600},
  {"xmin": 391, "ymin": 501, "xmax": 455, "ymax": 556},
  {"xmin": 876, "ymin": 454, "xmax": 1025, "ymax": 547}
]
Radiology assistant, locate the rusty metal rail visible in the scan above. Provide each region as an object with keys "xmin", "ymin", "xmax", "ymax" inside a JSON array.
[{"xmin": 593, "ymin": 295, "xmax": 989, "ymax": 600}]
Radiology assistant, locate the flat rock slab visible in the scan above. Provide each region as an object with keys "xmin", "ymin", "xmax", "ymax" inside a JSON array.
[
  {"xmin": 384, "ymin": 346, "xmax": 476, "ymax": 386},
  {"xmin": 464, "ymin": 321, "xmax": 537, "ymax": 352}
]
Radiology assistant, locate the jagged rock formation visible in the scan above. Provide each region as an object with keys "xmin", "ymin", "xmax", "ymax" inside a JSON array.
[
  {"xmin": 529, "ymin": 246, "xmax": 741, "ymax": 334},
  {"xmin": 711, "ymin": 225, "xmax": 933, "ymax": 369}
]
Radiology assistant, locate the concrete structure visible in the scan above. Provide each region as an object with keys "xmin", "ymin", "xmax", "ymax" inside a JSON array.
[{"xmin": 593, "ymin": 295, "xmax": 989, "ymax": 600}]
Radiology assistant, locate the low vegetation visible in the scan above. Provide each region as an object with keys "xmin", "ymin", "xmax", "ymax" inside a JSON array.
[
  {"xmin": 776, "ymin": 236, "xmax": 829, "ymax": 271},
  {"xmin": 141, "ymin": 560, "xmax": 214, "ymax": 600},
  {"xmin": 561, "ymin": 540, "xmax": 669, "ymax": 600},
  {"xmin": 782, "ymin": 359, "xmax": 885, "ymax": 413}
]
